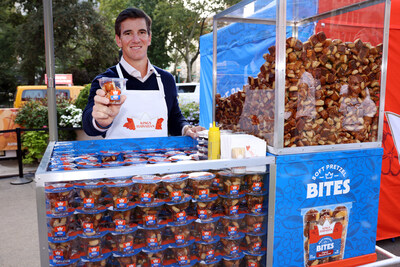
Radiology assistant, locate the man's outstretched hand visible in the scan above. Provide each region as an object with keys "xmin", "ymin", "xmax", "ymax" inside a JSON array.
[{"xmin": 92, "ymin": 89, "xmax": 127, "ymax": 128}]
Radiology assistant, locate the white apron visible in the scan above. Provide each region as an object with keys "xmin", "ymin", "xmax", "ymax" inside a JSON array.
[{"xmin": 105, "ymin": 64, "xmax": 168, "ymax": 139}]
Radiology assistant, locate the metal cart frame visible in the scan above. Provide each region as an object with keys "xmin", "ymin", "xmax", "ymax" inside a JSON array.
[{"xmin": 35, "ymin": 141, "xmax": 275, "ymax": 266}]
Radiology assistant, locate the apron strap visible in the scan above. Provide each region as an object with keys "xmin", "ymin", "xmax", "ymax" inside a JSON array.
[
  {"xmin": 117, "ymin": 63, "xmax": 165, "ymax": 97},
  {"xmin": 116, "ymin": 63, "xmax": 124, "ymax": 80},
  {"xmin": 153, "ymin": 68, "xmax": 165, "ymax": 98}
]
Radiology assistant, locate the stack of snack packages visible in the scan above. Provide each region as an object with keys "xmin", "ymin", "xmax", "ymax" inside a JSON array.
[
  {"xmin": 216, "ymin": 171, "xmax": 268, "ymax": 267},
  {"xmin": 48, "ymin": 143, "xmax": 201, "ymax": 172},
  {"xmin": 45, "ymin": 151, "xmax": 269, "ymax": 267},
  {"xmin": 46, "ymin": 183, "xmax": 80, "ymax": 266}
]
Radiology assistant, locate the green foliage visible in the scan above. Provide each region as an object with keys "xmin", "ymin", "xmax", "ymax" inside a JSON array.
[
  {"xmin": 14, "ymin": 101, "xmax": 48, "ymax": 129},
  {"xmin": 180, "ymin": 102, "xmax": 200, "ymax": 125},
  {"xmin": 15, "ymin": 97, "xmax": 82, "ymax": 142},
  {"xmin": 0, "ymin": 0, "xmax": 242, "ymax": 97},
  {"xmin": 154, "ymin": 0, "xmax": 200, "ymax": 82},
  {"xmin": 74, "ymin": 84, "xmax": 91, "ymax": 110},
  {"xmin": 7, "ymin": 0, "xmax": 118, "ymax": 85},
  {"xmin": 21, "ymin": 131, "xmax": 49, "ymax": 164},
  {"xmin": 0, "ymin": 2, "xmax": 21, "ymax": 106},
  {"xmin": 69, "ymin": 1, "xmax": 119, "ymax": 85}
]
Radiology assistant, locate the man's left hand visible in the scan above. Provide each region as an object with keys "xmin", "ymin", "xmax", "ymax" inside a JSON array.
[{"xmin": 184, "ymin": 125, "xmax": 206, "ymax": 139}]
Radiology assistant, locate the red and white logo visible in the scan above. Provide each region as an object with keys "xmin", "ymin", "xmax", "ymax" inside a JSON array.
[
  {"xmin": 254, "ymin": 182, "xmax": 262, "ymax": 187},
  {"xmin": 124, "ymin": 114, "xmax": 164, "ymax": 131},
  {"xmin": 115, "ymin": 219, "xmax": 126, "ymax": 226},
  {"xmin": 53, "ymin": 250, "xmax": 63, "ymax": 256},
  {"xmin": 230, "ymin": 205, "xmax": 239, "ymax": 214},
  {"xmin": 83, "ymin": 222, "xmax": 94, "ymax": 232},
  {"xmin": 199, "ymin": 189, "xmax": 209, "ymax": 198},
  {"xmin": 228, "ymin": 226, "xmax": 237, "ymax": 233},
  {"xmin": 172, "ymin": 191, "xmax": 181, "ymax": 197},
  {"xmin": 202, "ymin": 231, "xmax": 211, "ymax": 238},
  {"xmin": 84, "ymin": 198, "xmax": 94, "ymax": 203},
  {"xmin": 198, "ymin": 210, "xmax": 207, "ymax": 216},
  {"xmin": 142, "ymin": 192, "xmax": 152, "ymax": 198},
  {"xmin": 177, "ymin": 211, "xmax": 186, "ymax": 219},
  {"xmin": 55, "ymin": 201, "xmax": 67, "ymax": 208},
  {"xmin": 124, "ymin": 241, "xmax": 133, "ymax": 249},
  {"xmin": 147, "ymin": 237, "xmax": 157, "ymax": 245},
  {"xmin": 117, "ymin": 198, "xmax": 127, "ymax": 204},
  {"xmin": 175, "ymin": 234, "xmax": 185, "ymax": 242},
  {"xmin": 146, "ymin": 215, "xmax": 156, "ymax": 221},
  {"xmin": 253, "ymin": 242, "xmax": 261, "ymax": 251},
  {"xmin": 56, "ymin": 226, "xmax": 66, "ymax": 232},
  {"xmin": 89, "ymin": 246, "xmax": 99, "ymax": 253},
  {"xmin": 231, "ymin": 185, "xmax": 239, "ymax": 191},
  {"xmin": 179, "ymin": 256, "xmax": 188, "ymax": 261},
  {"xmin": 151, "ymin": 258, "xmax": 161, "ymax": 264}
]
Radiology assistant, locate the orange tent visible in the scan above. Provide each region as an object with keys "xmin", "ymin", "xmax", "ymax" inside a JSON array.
[{"xmin": 377, "ymin": 0, "xmax": 400, "ymax": 241}]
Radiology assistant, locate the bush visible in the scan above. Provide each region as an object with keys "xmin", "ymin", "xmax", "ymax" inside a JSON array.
[
  {"xmin": 15, "ymin": 98, "xmax": 82, "ymax": 129},
  {"xmin": 21, "ymin": 131, "xmax": 49, "ymax": 164},
  {"xmin": 14, "ymin": 101, "xmax": 48, "ymax": 129},
  {"xmin": 180, "ymin": 102, "xmax": 200, "ymax": 125},
  {"xmin": 15, "ymin": 97, "xmax": 83, "ymax": 163},
  {"xmin": 59, "ymin": 104, "xmax": 83, "ymax": 128}
]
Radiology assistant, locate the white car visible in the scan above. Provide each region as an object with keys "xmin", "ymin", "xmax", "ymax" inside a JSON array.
[{"xmin": 176, "ymin": 83, "xmax": 199, "ymax": 105}]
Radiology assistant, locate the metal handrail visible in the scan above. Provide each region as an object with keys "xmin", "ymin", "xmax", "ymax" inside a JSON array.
[{"xmin": 358, "ymin": 246, "xmax": 400, "ymax": 266}]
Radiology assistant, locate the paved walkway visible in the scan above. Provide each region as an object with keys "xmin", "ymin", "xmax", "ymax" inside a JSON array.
[
  {"xmin": 0, "ymin": 159, "xmax": 39, "ymax": 266},
  {"xmin": 0, "ymin": 158, "xmax": 37, "ymax": 179}
]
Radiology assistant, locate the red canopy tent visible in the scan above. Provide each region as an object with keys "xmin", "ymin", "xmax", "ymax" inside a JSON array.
[
  {"xmin": 315, "ymin": 0, "xmax": 400, "ymax": 240},
  {"xmin": 377, "ymin": 0, "xmax": 400, "ymax": 241}
]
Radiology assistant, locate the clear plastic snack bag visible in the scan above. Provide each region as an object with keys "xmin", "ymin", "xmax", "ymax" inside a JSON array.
[{"xmin": 302, "ymin": 202, "xmax": 352, "ymax": 266}]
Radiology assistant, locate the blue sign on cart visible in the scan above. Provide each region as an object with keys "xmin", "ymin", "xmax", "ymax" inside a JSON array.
[{"xmin": 272, "ymin": 148, "xmax": 383, "ymax": 267}]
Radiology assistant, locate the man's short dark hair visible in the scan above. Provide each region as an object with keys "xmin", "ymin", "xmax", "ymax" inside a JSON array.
[{"xmin": 115, "ymin": 8, "xmax": 152, "ymax": 37}]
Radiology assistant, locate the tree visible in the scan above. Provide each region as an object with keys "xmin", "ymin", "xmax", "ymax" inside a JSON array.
[
  {"xmin": 10, "ymin": 0, "xmax": 118, "ymax": 86},
  {"xmin": 0, "ymin": 1, "xmax": 23, "ymax": 106},
  {"xmin": 98, "ymin": 0, "xmax": 172, "ymax": 69},
  {"xmin": 154, "ymin": 0, "xmax": 241, "ymax": 82},
  {"xmin": 0, "ymin": 0, "xmax": 242, "ymax": 96},
  {"xmin": 67, "ymin": 1, "xmax": 120, "ymax": 84}
]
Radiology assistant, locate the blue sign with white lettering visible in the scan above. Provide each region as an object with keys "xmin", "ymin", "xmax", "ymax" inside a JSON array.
[{"xmin": 272, "ymin": 148, "xmax": 383, "ymax": 266}]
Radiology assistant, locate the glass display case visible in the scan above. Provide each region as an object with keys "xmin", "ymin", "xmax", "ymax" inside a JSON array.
[
  {"xmin": 212, "ymin": 0, "xmax": 390, "ymax": 154},
  {"xmin": 35, "ymin": 137, "xmax": 275, "ymax": 266}
]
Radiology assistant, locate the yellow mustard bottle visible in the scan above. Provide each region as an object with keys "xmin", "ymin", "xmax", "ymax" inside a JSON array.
[{"xmin": 208, "ymin": 122, "xmax": 220, "ymax": 160}]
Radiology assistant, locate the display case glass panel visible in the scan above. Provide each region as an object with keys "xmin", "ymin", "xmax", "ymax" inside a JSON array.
[{"xmin": 213, "ymin": 0, "xmax": 388, "ymax": 154}]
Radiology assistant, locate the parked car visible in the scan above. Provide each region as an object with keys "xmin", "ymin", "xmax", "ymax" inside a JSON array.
[
  {"xmin": 13, "ymin": 85, "xmax": 84, "ymax": 108},
  {"xmin": 176, "ymin": 83, "xmax": 199, "ymax": 104}
]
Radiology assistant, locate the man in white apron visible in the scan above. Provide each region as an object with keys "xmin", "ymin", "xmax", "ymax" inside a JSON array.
[{"xmin": 82, "ymin": 8, "xmax": 203, "ymax": 139}]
